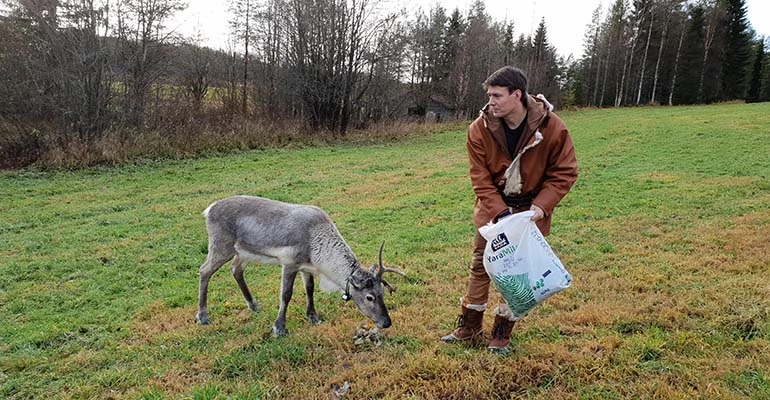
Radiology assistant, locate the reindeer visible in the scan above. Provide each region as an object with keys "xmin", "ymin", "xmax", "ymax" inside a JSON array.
[{"xmin": 196, "ymin": 195, "xmax": 405, "ymax": 336}]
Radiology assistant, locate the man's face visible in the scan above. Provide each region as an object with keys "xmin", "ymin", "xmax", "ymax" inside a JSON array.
[{"xmin": 486, "ymin": 86, "xmax": 521, "ymax": 119}]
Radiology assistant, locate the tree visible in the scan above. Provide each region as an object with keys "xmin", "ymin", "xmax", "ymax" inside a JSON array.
[
  {"xmin": 529, "ymin": 18, "xmax": 562, "ymax": 106},
  {"xmin": 407, "ymin": 4, "xmax": 449, "ymax": 114},
  {"xmin": 426, "ymin": 5, "xmax": 447, "ymax": 86},
  {"xmin": 457, "ymin": 0, "xmax": 497, "ymax": 116},
  {"xmin": 285, "ymin": 0, "xmax": 398, "ymax": 133},
  {"xmin": 763, "ymin": 38, "xmax": 770, "ymax": 101},
  {"xmin": 443, "ymin": 7, "xmax": 465, "ymax": 114},
  {"xmin": 229, "ymin": 0, "xmax": 257, "ymax": 115},
  {"xmin": 674, "ymin": 4, "xmax": 706, "ymax": 104},
  {"xmin": 252, "ymin": 0, "xmax": 286, "ymax": 117},
  {"xmin": 356, "ymin": 17, "xmax": 411, "ymax": 123},
  {"xmin": 720, "ymin": 0, "xmax": 751, "ymax": 100},
  {"xmin": 650, "ymin": 0, "xmax": 684, "ymax": 104},
  {"xmin": 698, "ymin": 0, "xmax": 726, "ymax": 103},
  {"xmin": 114, "ymin": 0, "xmax": 186, "ymax": 126},
  {"xmin": 600, "ymin": 0, "xmax": 626, "ymax": 107},
  {"xmin": 668, "ymin": 6, "xmax": 688, "ymax": 105},
  {"xmin": 1, "ymin": 0, "xmax": 117, "ymax": 140},
  {"xmin": 580, "ymin": 2, "xmax": 604, "ymax": 106},
  {"xmin": 1, "ymin": 0, "xmax": 63, "ymax": 119},
  {"xmin": 178, "ymin": 38, "xmax": 214, "ymax": 112},
  {"xmin": 746, "ymin": 38, "xmax": 765, "ymax": 102},
  {"xmin": 614, "ymin": 0, "xmax": 639, "ymax": 108},
  {"xmin": 635, "ymin": 4, "xmax": 654, "ymax": 104}
]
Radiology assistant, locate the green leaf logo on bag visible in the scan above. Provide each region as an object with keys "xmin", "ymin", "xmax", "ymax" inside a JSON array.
[{"xmin": 493, "ymin": 273, "xmax": 537, "ymax": 316}]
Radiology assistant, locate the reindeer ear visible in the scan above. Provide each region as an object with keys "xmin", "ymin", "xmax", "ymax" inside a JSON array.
[
  {"xmin": 349, "ymin": 273, "xmax": 374, "ymax": 289},
  {"xmin": 349, "ymin": 274, "xmax": 363, "ymax": 289}
]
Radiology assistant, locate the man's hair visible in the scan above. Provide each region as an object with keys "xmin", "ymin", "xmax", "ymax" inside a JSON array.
[{"xmin": 483, "ymin": 66, "xmax": 528, "ymax": 107}]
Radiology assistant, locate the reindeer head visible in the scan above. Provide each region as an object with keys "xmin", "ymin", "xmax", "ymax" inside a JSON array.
[{"xmin": 345, "ymin": 243, "xmax": 405, "ymax": 329}]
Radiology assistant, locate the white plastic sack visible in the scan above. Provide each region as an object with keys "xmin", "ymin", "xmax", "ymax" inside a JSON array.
[{"xmin": 479, "ymin": 210, "xmax": 572, "ymax": 320}]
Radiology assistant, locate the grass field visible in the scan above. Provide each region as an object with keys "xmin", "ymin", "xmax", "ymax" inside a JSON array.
[{"xmin": 1, "ymin": 102, "xmax": 769, "ymax": 399}]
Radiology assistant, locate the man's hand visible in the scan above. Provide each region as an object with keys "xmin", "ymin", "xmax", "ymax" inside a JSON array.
[{"xmin": 530, "ymin": 205, "xmax": 544, "ymax": 221}]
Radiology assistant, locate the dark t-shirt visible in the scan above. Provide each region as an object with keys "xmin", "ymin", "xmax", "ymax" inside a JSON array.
[{"xmin": 503, "ymin": 114, "xmax": 527, "ymax": 157}]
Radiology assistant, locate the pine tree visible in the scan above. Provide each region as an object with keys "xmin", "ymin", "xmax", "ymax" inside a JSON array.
[
  {"xmin": 720, "ymin": 0, "xmax": 751, "ymax": 100},
  {"xmin": 443, "ymin": 8, "xmax": 465, "ymax": 115},
  {"xmin": 529, "ymin": 19, "xmax": 562, "ymax": 105},
  {"xmin": 427, "ymin": 5, "xmax": 448, "ymax": 86},
  {"xmin": 674, "ymin": 5, "xmax": 706, "ymax": 104}
]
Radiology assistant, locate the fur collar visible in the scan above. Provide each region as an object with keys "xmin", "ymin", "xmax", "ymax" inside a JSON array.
[{"xmin": 479, "ymin": 94, "xmax": 553, "ymax": 195}]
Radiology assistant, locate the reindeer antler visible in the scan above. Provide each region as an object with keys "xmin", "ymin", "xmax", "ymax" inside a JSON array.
[{"xmin": 375, "ymin": 242, "xmax": 406, "ymax": 293}]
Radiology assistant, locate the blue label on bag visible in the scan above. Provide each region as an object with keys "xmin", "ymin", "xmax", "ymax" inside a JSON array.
[{"xmin": 491, "ymin": 233, "xmax": 509, "ymax": 251}]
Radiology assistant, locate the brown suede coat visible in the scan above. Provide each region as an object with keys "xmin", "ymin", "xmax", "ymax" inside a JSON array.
[{"xmin": 467, "ymin": 95, "xmax": 578, "ymax": 235}]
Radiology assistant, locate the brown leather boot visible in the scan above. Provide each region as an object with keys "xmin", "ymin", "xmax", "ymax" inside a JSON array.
[
  {"xmin": 488, "ymin": 315, "xmax": 516, "ymax": 355},
  {"xmin": 440, "ymin": 306, "xmax": 484, "ymax": 343}
]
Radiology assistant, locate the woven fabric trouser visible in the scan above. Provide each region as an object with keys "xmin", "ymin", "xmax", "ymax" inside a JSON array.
[{"xmin": 463, "ymin": 231, "xmax": 493, "ymax": 307}]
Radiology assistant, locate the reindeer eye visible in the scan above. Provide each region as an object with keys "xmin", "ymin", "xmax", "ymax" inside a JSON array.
[{"xmin": 365, "ymin": 294, "xmax": 375, "ymax": 302}]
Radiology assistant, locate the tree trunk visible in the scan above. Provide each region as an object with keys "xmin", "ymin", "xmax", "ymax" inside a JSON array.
[
  {"xmin": 636, "ymin": 10, "xmax": 654, "ymax": 104},
  {"xmin": 650, "ymin": 9, "xmax": 670, "ymax": 104},
  {"xmin": 600, "ymin": 41, "xmax": 611, "ymax": 107},
  {"xmin": 241, "ymin": 0, "xmax": 250, "ymax": 115},
  {"xmin": 616, "ymin": 7, "xmax": 644, "ymax": 108},
  {"xmin": 669, "ymin": 14, "xmax": 687, "ymax": 106},
  {"xmin": 698, "ymin": 7, "xmax": 718, "ymax": 102}
]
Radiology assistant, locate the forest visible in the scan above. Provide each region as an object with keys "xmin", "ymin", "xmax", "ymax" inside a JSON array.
[{"xmin": 0, "ymin": 0, "xmax": 767, "ymax": 168}]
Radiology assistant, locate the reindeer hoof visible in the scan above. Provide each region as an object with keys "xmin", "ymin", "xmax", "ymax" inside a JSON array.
[
  {"xmin": 308, "ymin": 313, "xmax": 323, "ymax": 325},
  {"xmin": 272, "ymin": 325, "xmax": 288, "ymax": 336},
  {"xmin": 247, "ymin": 301, "xmax": 261, "ymax": 312},
  {"xmin": 197, "ymin": 314, "xmax": 211, "ymax": 325}
]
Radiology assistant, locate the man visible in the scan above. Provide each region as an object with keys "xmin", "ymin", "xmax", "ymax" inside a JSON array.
[{"xmin": 441, "ymin": 66, "xmax": 578, "ymax": 354}]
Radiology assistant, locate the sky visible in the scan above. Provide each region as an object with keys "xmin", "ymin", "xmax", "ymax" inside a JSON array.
[{"xmin": 173, "ymin": 0, "xmax": 770, "ymax": 59}]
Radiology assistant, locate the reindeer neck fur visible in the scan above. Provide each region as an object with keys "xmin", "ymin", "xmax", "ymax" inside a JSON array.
[{"xmin": 309, "ymin": 223, "xmax": 365, "ymax": 290}]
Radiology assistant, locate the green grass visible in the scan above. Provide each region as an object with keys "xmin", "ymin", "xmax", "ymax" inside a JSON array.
[{"xmin": 1, "ymin": 102, "xmax": 770, "ymax": 399}]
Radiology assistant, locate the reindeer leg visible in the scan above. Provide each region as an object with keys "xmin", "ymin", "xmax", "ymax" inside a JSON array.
[
  {"xmin": 197, "ymin": 241, "xmax": 235, "ymax": 325},
  {"xmin": 273, "ymin": 265, "xmax": 299, "ymax": 336},
  {"xmin": 301, "ymin": 271, "xmax": 322, "ymax": 325},
  {"xmin": 230, "ymin": 254, "xmax": 260, "ymax": 312}
]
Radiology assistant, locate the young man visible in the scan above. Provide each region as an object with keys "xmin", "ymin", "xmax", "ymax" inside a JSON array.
[{"xmin": 441, "ymin": 66, "xmax": 578, "ymax": 354}]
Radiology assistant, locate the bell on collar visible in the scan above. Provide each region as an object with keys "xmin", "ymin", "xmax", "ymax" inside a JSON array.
[{"xmin": 341, "ymin": 292, "xmax": 351, "ymax": 301}]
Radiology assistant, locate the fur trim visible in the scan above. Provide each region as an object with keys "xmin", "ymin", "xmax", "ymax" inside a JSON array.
[
  {"xmin": 503, "ymin": 130, "xmax": 543, "ymax": 195},
  {"xmin": 535, "ymin": 93, "xmax": 554, "ymax": 112},
  {"xmin": 461, "ymin": 297, "xmax": 487, "ymax": 312},
  {"xmin": 493, "ymin": 303, "xmax": 520, "ymax": 321}
]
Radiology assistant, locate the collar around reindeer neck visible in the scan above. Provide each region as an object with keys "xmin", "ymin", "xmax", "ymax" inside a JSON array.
[{"xmin": 342, "ymin": 261, "xmax": 358, "ymax": 301}]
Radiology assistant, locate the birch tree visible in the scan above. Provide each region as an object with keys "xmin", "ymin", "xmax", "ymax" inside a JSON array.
[
  {"xmin": 668, "ymin": 7, "xmax": 687, "ymax": 105},
  {"xmin": 635, "ymin": 5, "xmax": 654, "ymax": 104}
]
